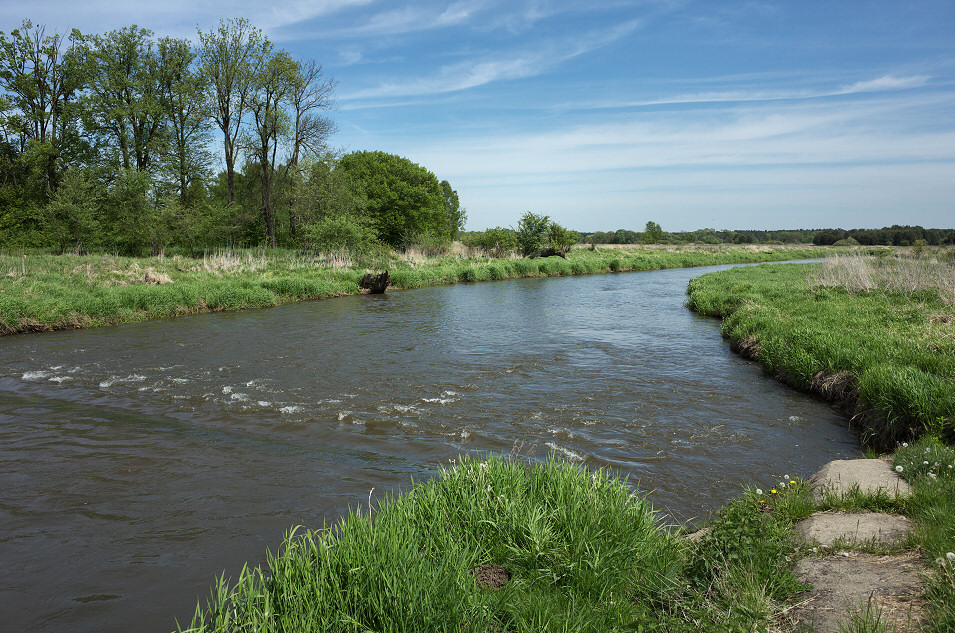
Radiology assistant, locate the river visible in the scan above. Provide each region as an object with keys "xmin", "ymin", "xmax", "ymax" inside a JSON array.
[{"xmin": 0, "ymin": 262, "xmax": 859, "ymax": 632}]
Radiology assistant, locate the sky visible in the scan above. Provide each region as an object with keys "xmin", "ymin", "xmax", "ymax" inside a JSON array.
[{"xmin": 4, "ymin": 1, "xmax": 955, "ymax": 231}]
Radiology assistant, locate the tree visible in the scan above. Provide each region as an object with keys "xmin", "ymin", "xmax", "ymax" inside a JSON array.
[
  {"xmin": 440, "ymin": 179, "xmax": 466, "ymax": 239},
  {"xmin": 45, "ymin": 168, "xmax": 101, "ymax": 251},
  {"xmin": 643, "ymin": 220, "xmax": 664, "ymax": 244},
  {"xmin": 285, "ymin": 59, "xmax": 336, "ymax": 240},
  {"xmin": 244, "ymin": 49, "xmax": 296, "ymax": 247},
  {"xmin": 0, "ymin": 20, "xmax": 85, "ymax": 194},
  {"xmin": 197, "ymin": 18, "xmax": 270, "ymax": 206},
  {"xmin": 155, "ymin": 37, "xmax": 211, "ymax": 204},
  {"xmin": 515, "ymin": 211, "xmax": 550, "ymax": 257},
  {"xmin": 76, "ymin": 26, "xmax": 169, "ymax": 175},
  {"xmin": 336, "ymin": 150, "xmax": 448, "ymax": 248},
  {"xmin": 545, "ymin": 222, "xmax": 579, "ymax": 256}
]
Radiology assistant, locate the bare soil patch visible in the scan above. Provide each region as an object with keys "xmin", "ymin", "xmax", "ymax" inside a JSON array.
[{"xmin": 782, "ymin": 551, "xmax": 928, "ymax": 632}]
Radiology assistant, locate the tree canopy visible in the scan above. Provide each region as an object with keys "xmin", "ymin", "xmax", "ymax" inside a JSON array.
[{"xmin": 336, "ymin": 151, "xmax": 448, "ymax": 248}]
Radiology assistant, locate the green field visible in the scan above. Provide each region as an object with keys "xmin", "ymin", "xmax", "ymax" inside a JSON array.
[{"xmin": 0, "ymin": 244, "xmax": 826, "ymax": 336}]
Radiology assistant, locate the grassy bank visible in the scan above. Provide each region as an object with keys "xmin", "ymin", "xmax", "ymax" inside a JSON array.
[
  {"xmin": 0, "ymin": 243, "xmax": 826, "ymax": 336},
  {"xmin": 685, "ymin": 253, "xmax": 955, "ymax": 449},
  {"xmin": 180, "ymin": 454, "xmax": 813, "ymax": 632},
  {"xmin": 686, "ymin": 252, "xmax": 955, "ymax": 629},
  {"xmin": 179, "ymin": 449, "xmax": 955, "ymax": 632}
]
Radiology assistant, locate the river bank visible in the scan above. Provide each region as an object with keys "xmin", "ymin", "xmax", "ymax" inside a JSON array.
[
  {"xmin": 0, "ymin": 243, "xmax": 828, "ymax": 336},
  {"xmin": 686, "ymin": 252, "xmax": 955, "ymax": 630}
]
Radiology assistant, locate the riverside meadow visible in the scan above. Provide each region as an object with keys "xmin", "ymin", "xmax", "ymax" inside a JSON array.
[
  {"xmin": 0, "ymin": 243, "xmax": 825, "ymax": 336},
  {"xmin": 4, "ymin": 244, "xmax": 954, "ymax": 630}
]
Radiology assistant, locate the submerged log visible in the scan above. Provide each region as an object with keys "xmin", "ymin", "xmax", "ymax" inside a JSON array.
[{"xmin": 360, "ymin": 271, "xmax": 390, "ymax": 294}]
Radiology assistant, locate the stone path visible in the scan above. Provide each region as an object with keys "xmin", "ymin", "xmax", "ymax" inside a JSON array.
[{"xmin": 779, "ymin": 458, "xmax": 928, "ymax": 632}]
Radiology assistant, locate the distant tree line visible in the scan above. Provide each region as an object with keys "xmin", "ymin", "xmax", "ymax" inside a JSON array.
[
  {"xmin": 0, "ymin": 19, "xmax": 464, "ymax": 255},
  {"xmin": 578, "ymin": 225, "xmax": 955, "ymax": 246},
  {"xmin": 810, "ymin": 226, "xmax": 955, "ymax": 246}
]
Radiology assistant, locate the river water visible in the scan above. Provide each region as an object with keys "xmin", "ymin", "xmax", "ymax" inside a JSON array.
[{"xmin": 0, "ymin": 263, "xmax": 859, "ymax": 632}]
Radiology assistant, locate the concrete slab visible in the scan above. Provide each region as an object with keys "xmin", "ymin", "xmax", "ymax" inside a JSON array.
[
  {"xmin": 796, "ymin": 511, "xmax": 912, "ymax": 548},
  {"xmin": 809, "ymin": 458, "xmax": 911, "ymax": 502},
  {"xmin": 783, "ymin": 551, "xmax": 928, "ymax": 633}
]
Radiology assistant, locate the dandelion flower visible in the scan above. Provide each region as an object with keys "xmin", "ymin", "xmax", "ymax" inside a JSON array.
[
  {"xmin": 755, "ymin": 488, "xmax": 763, "ymax": 495},
  {"xmin": 938, "ymin": 558, "xmax": 946, "ymax": 566},
  {"xmin": 771, "ymin": 489, "xmax": 777, "ymax": 494},
  {"xmin": 902, "ymin": 442, "xmax": 909, "ymax": 448},
  {"xmin": 790, "ymin": 480, "xmax": 797, "ymax": 484},
  {"xmin": 895, "ymin": 465, "xmax": 904, "ymax": 473},
  {"xmin": 924, "ymin": 461, "xmax": 930, "ymax": 465},
  {"xmin": 784, "ymin": 474, "xmax": 790, "ymax": 479},
  {"xmin": 929, "ymin": 473, "xmax": 937, "ymax": 480},
  {"xmin": 947, "ymin": 552, "xmax": 955, "ymax": 562}
]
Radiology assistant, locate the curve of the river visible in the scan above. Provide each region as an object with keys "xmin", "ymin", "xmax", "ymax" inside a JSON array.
[{"xmin": 0, "ymin": 262, "xmax": 859, "ymax": 632}]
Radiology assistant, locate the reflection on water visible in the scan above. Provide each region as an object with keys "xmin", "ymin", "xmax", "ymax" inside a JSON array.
[{"xmin": 0, "ymin": 263, "xmax": 858, "ymax": 632}]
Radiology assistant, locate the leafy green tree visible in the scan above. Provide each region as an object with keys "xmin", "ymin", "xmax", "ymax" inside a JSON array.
[
  {"xmin": 75, "ymin": 26, "xmax": 168, "ymax": 175},
  {"xmin": 0, "ymin": 20, "xmax": 85, "ymax": 195},
  {"xmin": 285, "ymin": 59, "xmax": 336, "ymax": 240},
  {"xmin": 440, "ymin": 179, "xmax": 466, "ymax": 239},
  {"xmin": 244, "ymin": 49, "xmax": 296, "ymax": 247},
  {"xmin": 155, "ymin": 36, "xmax": 211, "ymax": 204},
  {"xmin": 295, "ymin": 154, "xmax": 364, "ymax": 227},
  {"xmin": 473, "ymin": 226, "xmax": 517, "ymax": 257},
  {"xmin": 304, "ymin": 214, "xmax": 378, "ymax": 256},
  {"xmin": 515, "ymin": 211, "xmax": 550, "ymax": 257},
  {"xmin": 643, "ymin": 220, "xmax": 664, "ymax": 244},
  {"xmin": 197, "ymin": 18, "xmax": 270, "ymax": 206},
  {"xmin": 104, "ymin": 168, "xmax": 157, "ymax": 255},
  {"xmin": 336, "ymin": 150, "xmax": 448, "ymax": 249},
  {"xmin": 546, "ymin": 221, "xmax": 579, "ymax": 256},
  {"xmin": 45, "ymin": 168, "xmax": 101, "ymax": 251}
]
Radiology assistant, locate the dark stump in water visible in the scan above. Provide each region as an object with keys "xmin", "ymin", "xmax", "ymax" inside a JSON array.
[{"xmin": 359, "ymin": 271, "xmax": 390, "ymax": 294}]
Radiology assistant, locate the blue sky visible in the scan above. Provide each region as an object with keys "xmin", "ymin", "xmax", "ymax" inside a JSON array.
[{"xmin": 5, "ymin": 1, "xmax": 954, "ymax": 231}]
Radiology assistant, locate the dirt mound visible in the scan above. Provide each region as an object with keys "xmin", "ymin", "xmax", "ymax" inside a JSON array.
[{"xmin": 471, "ymin": 564, "xmax": 510, "ymax": 590}]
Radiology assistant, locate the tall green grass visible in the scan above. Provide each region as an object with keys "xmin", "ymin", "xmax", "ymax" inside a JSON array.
[
  {"xmin": 685, "ymin": 257, "xmax": 955, "ymax": 447},
  {"xmin": 181, "ymin": 454, "xmax": 688, "ymax": 633},
  {"xmin": 0, "ymin": 244, "xmax": 828, "ymax": 335},
  {"xmin": 180, "ymin": 453, "xmax": 831, "ymax": 632},
  {"xmin": 893, "ymin": 436, "xmax": 955, "ymax": 631}
]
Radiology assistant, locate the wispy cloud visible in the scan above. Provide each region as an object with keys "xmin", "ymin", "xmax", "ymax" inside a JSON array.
[
  {"xmin": 0, "ymin": 0, "xmax": 372, "ymax": 40},
  {"xmin": 553, "ymin": 73, "xmax": 934, "ymax": 111},
  {"xmin": 342, "ymin": 19, "xmax": 642, "ymax": 99},
  {"xmin": 839, "ymin": 74, "xmax": 929, "ymax": 94}
]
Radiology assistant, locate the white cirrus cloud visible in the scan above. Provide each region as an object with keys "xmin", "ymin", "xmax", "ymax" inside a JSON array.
[{"xmin": 342, "ymin": 18, "xmax": 642, "ymax": 100}]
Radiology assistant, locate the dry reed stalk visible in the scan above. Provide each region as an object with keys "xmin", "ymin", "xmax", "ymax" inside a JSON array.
[{"xmin": 812, "ymin": 255, "xmax": 955, "ymax": 305}]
